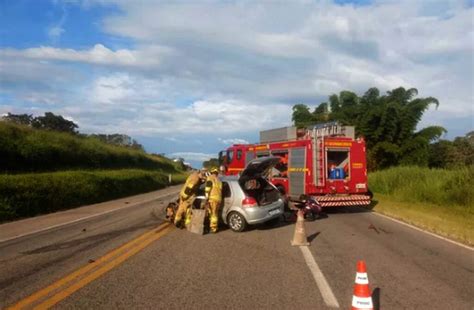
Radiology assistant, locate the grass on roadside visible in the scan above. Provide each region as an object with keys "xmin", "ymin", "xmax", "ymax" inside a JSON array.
[
  {"xmin": 368, "ymin": 166, "xmax": 473, "ymax": 246},
  {"xmin": 372, "ymin": 193, "xmax": 474, "ymax": 246},
  {"xmin": 369, "ymin": 165, "xmax": 473, "ymax": 208},
  {"xmin": 0, "ymin": 169, "xmax": 188, "ymax": 222}
]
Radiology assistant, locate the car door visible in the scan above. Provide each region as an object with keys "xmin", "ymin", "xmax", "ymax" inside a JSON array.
[{"xmin": 220, "ymin": 180, "xmax": 234, "ymax": 221}]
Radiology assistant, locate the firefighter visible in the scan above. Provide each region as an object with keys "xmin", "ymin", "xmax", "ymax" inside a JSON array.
[
  {"xmin": 174, "ymin": 169, "xmax": 206, "ymax": 228},
  {"xmin": 204, "ymin": 167, "xmax": 222, "ymax": 233}
]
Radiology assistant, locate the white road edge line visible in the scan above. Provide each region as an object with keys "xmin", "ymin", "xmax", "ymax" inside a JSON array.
[
  {"xmin": 300, "ymin": 245, "xmax": 340, "ymax": 308},
  {"xmin": 0, "ymin": 190, "xmax": 179, "ymax": 244},
  {"xmin": 372, "ymin": 212, "xmax": 474, "ymax": 251}
]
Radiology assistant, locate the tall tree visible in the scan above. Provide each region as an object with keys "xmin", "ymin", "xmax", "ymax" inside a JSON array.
[
  {"xmin": 291, "ymin": 86, "xmax": 445, "ymax": 170},
  {"xmin": 313, "ymin": 102, "xmax": 330, "ymax": 123},
  {"xmin": 292, "ymin": 104, "xmax": 314, "ymax": 128},
  {"xmin": 32, "ymin": 112, "xmax": 78, "ymax": 134},
  {"xmin": 429, "ymin": 132, "xmax": 474, "ymax": 168},
  {"xmin": 1, "ymin": 113, "xmax": 33, "ymax": 126},
  {"xmin": 90, "ymin": 133, "xmax": 144, "ymax": 150}
]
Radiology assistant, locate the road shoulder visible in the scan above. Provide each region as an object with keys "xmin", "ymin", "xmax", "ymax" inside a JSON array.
[{"xmin": 0, "ymin": 185, "xmax": 181, "ymax": 243}]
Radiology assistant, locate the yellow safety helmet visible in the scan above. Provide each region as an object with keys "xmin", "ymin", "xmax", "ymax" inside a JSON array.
[{"xmin": 210, "ymin": 167, "xmax": 219, "ymax": 174}]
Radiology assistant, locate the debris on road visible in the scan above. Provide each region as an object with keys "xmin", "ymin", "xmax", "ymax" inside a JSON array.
[{"xmin": 368, "ymin": 223, "xmax": 380, "ymax": 234}]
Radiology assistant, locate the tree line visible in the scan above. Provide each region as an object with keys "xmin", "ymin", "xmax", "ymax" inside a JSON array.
[
  {"xmin": 292, "ymin": 87, "xmax": 473, "ymax": 170},
  {"xmin": 1, "ymin": 112, "xmax": 144, "ymax": 151}
]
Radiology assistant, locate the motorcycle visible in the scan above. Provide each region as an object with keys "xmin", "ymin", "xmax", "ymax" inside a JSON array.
[{"xmin": 285, "ymin": 195, "xmax": 322, "ymax": 221}]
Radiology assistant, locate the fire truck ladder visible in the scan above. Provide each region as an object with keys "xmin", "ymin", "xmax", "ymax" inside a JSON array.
[{"xmin": 315, "ymin": 135, "xmax": 325, "ymax": 187}]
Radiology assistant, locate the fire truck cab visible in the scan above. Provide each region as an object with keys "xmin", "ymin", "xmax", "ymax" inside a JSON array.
[{"xmin": 219, "ymin": 122, "xmax": 372, "ymax": 207}]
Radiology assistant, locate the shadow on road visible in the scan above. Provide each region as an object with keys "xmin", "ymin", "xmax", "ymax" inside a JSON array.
[
  {"xmin": 318, "ymin": 200, "xmax": 379, "ymax": 218},
  {"xmin": 372, "ymin": 287, "xmax": 381, "ymax": 310},
  {"xmin": 307, "ymin": 231, "xmax": 320, "ymax": 242}
]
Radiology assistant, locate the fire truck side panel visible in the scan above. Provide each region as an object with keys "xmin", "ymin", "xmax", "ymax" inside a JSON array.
[{"xmin": 288, "ymin": 147, "xmax": 306, "ymax": 198}]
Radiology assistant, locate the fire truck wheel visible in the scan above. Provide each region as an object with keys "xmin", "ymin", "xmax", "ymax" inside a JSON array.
[{"xmin": 227, "ymin": 212, "xmax": 247, "ymax": 232}]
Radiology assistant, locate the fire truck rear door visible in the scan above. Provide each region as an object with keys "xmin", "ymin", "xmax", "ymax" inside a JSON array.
[{"xmin": 288, "ymin": 147, "xmax": 306, "ymax": 198}]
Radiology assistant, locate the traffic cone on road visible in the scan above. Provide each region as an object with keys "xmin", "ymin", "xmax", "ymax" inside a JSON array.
[
  {"xmin": 352, "ymin": 260, "xmax": 373, "ymax": 310},
  {"xmin": 290, "ymin": 209, "xmax": 309, "ymax": 246}
]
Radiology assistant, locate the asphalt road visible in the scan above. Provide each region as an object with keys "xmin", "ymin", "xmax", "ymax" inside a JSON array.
[{"xmin": 0, "ymin": 190, "xmax": 473, "ymax": 309}]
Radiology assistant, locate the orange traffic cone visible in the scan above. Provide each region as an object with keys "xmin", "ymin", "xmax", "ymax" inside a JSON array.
[
  {"xmin": 291, "ymin": 209, "xmax": 309, "ymax": 246},
  {"xmin": 352, "ymin": 260, "xmax": 373, "ymax": 310}
]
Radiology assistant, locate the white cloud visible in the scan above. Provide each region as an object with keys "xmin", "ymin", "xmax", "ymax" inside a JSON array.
[
  {"xmin": 218, "ymin": 138, "xmax": 249, "ymax": 145},
  {"xmin": 0, "ymin": 44, "xmax": 168, "ymax": 68},
  {"xmin": 47, "ymin": 0, "xmax": 70, "ymax": 43},
  {"xmin": 94, "ymin": 0, "xmax": 472, "ymax": 113},
  {"xmin": 168, "ymin": 152, "xmax": 216, "ymax": 162},
  {"xmin": 48, "ymin": 26, "xmax": 65, "ymax": 41},
  {"xmin": 79, "ymin": 93, "xmax": 291, "ymax": 136},
  {"xmin": 91, "ymin": 74, "xmax": 135, "ymax": 104}
]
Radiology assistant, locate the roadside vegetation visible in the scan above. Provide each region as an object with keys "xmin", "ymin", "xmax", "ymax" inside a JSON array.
[
  {"xmin": 0, "ymin": 115, "xmax": 188, "ymax": 222},
  {"xmin": 369, "ymin": 166, "xmax": 474, "ymax": 245},
  {"xmin": 369, "ymin": 166, "xmax": 473, "ymax": 207},
  {"xmin": 0, "ymin": 170, "xmax": 187, "ymax": 222},
  {"xmin": 0, "ymin": 121, "xmax": 177, "ymax": 173}
]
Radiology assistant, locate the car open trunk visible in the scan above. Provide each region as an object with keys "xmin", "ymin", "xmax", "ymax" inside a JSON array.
[
  {"xmin": 239, "ymin": 156, "xmax": 281, "ymax": 206},
  {"xmin": 243, "ymin": 178, "xmax": 280, "ymax": 206}
]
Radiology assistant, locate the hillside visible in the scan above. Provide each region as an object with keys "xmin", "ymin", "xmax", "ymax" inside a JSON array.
[
  {"xmin": 0, "ymin": 121, "xmax": 180, "ymax": 173},
  {"xmin": 0, "ymin": 121, "xmax": 187, "ymax": 221}
]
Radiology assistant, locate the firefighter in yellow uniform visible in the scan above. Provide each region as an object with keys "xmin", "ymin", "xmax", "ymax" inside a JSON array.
[
  {"xmin": 174, "ymin": 170, "xmax": 205, "ymax": 228},
  {"xmin": 205, "ymin": 168, "xmax": 222, "ymax": 233}
]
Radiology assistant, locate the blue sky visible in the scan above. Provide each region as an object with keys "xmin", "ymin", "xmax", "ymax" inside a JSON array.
[
  {"xmin": 0, "ymin": 0, "xmax": 473, "ymax": 167},
  {"xmin": 0, "ymin": 0, "xmax": 129, "ymax": 49}
]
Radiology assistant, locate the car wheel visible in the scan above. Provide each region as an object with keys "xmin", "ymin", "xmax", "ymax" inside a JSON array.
[{"xmin": 227, "ymin": 212, "xmax": 247, "ymax": 232}]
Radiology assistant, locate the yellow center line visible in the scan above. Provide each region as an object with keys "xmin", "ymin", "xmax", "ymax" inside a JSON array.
[
  {"xmin": 8, "ymin": 222, "xmax": 173, "ymax": 310},
  {"xmin": 34, "ymin": 225, "xmax": 174, "ymax": 310}
]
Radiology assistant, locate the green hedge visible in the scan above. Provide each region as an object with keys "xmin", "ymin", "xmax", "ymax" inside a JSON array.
[
  {"xmin": 0, "ymin": 170, "xmax": 187, "ymax": 222},
  {"xmin": 0, "ymin": 122, "xmax": 180, "ymax": 173},
  {"xmin": 369, "ymin": 166, "xmax": 474, "ymax": 209}
]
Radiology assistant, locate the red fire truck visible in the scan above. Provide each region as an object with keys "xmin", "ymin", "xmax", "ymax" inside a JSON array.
[{"xmin": 218, "ymin": 122, "xmax": 372, "ymax": 207}]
